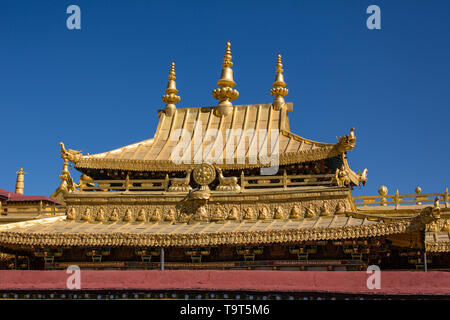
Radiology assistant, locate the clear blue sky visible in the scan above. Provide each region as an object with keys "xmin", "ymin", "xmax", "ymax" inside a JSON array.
[{"xmin": 0, "ymin": 0, "xmax": 449, "ymax": 197}]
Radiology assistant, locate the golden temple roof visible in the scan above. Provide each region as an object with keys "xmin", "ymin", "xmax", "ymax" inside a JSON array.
[
  {"xmin": 73, "ymin": 102, "xmax": 353, "ymax": 172},
  {"xmin": 0, "ymin": 214, "xmax": 413, "ymax": 248}
]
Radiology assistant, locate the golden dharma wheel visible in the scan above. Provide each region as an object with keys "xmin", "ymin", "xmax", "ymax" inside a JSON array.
[{"xmin": 193, "ymin": 163, "xmax": 216, "ymax": 186}]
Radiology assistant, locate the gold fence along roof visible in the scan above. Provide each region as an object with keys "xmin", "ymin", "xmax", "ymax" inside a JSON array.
[
  {"xmin": 74, "ymin": 103, "xmax": 345, "ymax": 171},
  {"xmin": 0, "ymin": 215, "xmax": 416, "ymax": 248}
]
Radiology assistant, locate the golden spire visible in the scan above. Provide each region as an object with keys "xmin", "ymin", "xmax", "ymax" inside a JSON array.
[
  {"xmin": 270, "ymin": 54, "xmax": 289, "ymax": 110},
  {"xmin": 212, "ymin": 42, "xmax": 239, "ymax": 117},
  {"xmin": 15, "ymin": 168, "xmax": 26, "ymax": 195},
  {"xmin": 162, "ymin": 61, "xmax": 181, "ymax": 116}
]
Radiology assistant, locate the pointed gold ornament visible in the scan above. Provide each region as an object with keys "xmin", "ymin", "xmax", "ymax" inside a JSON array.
[
  {"xmin": 212, "ymin": 42, "xmax": 239, "ymax": 117},
  {"xmin": 162, "ymin": 62, "xmax": 181, "ymax": 116},
  {"xmin": 270, "ymin": 54, "xmax": 289, "ymax": 110}
]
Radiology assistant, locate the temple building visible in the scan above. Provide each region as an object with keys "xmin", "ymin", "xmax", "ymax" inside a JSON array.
[
  {"xmin": 0, "ymin": 169, "xmax": 63, "ymax": 269},
  {"xmin": 0, "ymin": 169, "xmax": 62, "ymax": 224},
  {"xmin": 0, "ymin": 43, "xmax": 448, "ymax": 270}
]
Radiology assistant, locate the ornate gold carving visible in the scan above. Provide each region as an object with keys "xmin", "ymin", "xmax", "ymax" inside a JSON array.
[
  {"xmin": 212, "ymin": 42, "xmax": 239, "ymax": 117},
  {"xmin": 305, "ymin": 204, "xmax": 316, "ymax": 218},
  {"xmin": 243, "ymin": 207, "xmax": 255, "ymax": 220},
  {"xmin": 136, "ymin": 209, "xmax": 147, "ymax": 222},
  {"xmin": 336, "ymin": 128, "xmax": 356, "ymax": 153},
  {"xmin": 274, "ymin": 206, "xmax": 284, "ymax": 219},
  {"xmin": 432, "ymin": 196, "xmax": 441, "ymax": 217},
  {"xmin": 191, "ymin": 164, "xmax": 216, "ymax": 199},
  {"xmin": 426, "ymin": 218, "xmax": 449, "ymax": 232},
  {"xmin": 193, "ymin": 206, "xmax": 209, "ymax": 222},
  {"xmin": 216, "ymin": 168, "xmax": 240, "ymax": 192},
  {"xmin": 193, "ymin": 164, "xmax": 216, "ymax": 186},
  {"xmin": 335, "ymin": 202, "xmax": 346, "ymax": 214},
  {"xmin": 164, "ymin": 208, "xmax": 177, "ymax": 221},
  {"xmin": 162, "ymin": 62, "xmax": 181, "ymax": 116},
  {"xmin": 270, "ymin": 54, "xmax": 288, "ymax": 110},
  {"xmin": 320, "ymin": 202, "xmax": 331, "ymax": 216},
  {"xmin": 79, "ymin": 174, "xmax": 96, "ymax": 190},
  {"xmin": 178, "ymin": 211, "xmax": 192, "ymax": 223},
  {"xmin": 211, "ymin": 207, "xmax": 225, "ymax": 222},
  {"xmin": 227, "ymin": 207, "xmax": 240, "ymax": 220},
  {"xmin": 168, "ymin": 169, "xmax": 192, "ymax": 192},
  {"xmin": 0, "ymin": 218, "xmax": 416, "ymax": 248},
  {"xmin": 335, "ymin": 165, "xmax": 351, "ymax": 187},
  {"xmin": 258, "ymin": 206, "xmax": 271, "ymax": 220},
  {"xmin": 426, "ymin": 241, "xmax": 450, "ymax": 253},
  {"xmin": 357, "ymin": 169, "xmax": 368, "ymax": 186},
  {"xmin": 427, "ymin": 221, "xmax": 440, "ymax": 232},
  {"xmin": 290, "ymin": 205, "xmax": 302, "ymax": 219},
  {"xmin": 67, "ymin": 207, "xmax": 76, "ymax": 220},
  {"xmin": 151, "ymin": 209, "xmax": 162, "ymax": 221},
  {"xmin": 59, "ymin": 142, "xmax": 83, "ymax": 164},
  {"xmin": 415, "ymin": 207, "xmax": 438, "ymax": 226},
  {"xmin": 53, "ymin": 156, "xmax": 79, "ymax": 197},
  {"xmin": 62, "ymin": 189, "xmax": 354, "ymax": 226},
  {"xmin": 110, "ymin": 208, "xmax": 119, "ymax": 221},
  {"xmin": 123, "ymin": 209, "xmax": 133, "ymax": 222},
  {"xmin": 81, "ymin": 208, "xmax": 91, "ymax": 221},
  {"xmin": 96, "ymin": 208, "xmax": 106, "ymax": 221},
  {"xmin": 443, "ymin": 219, "xmax": 450, "ymax": 232}
]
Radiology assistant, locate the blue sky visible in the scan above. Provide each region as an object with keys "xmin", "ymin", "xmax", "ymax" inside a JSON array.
[{"xmin": 0, "ymin": 0, "xmax": 449, "ymax": 197}]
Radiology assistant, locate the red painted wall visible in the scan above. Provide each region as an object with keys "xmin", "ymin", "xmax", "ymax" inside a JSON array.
[{"xmin": 0, "ymin": 270, "xmax": 448, "ymax": 295}]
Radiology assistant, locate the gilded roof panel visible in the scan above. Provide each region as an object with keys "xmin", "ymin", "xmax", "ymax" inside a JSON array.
[{"xmin": 74, "ymin": 103, "xmax": 344, "ymax": 171}]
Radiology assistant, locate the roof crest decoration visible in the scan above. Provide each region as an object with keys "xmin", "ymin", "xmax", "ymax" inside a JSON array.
[
  {"xmin": 162, "ymin": 61, "xmax": 181, "ymax": 116},
  {"xmin": 212, "ymin": 42, "xmax": 239, "ymax": 117},
  {"xmin": 270, "ymin": 54, "xmax": 289, "ymax": 110}
]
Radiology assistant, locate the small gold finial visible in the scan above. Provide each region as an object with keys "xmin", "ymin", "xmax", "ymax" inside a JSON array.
[
  {"xmin": 212, "ymin": 42, "xmax": 239, "ymax": 117},
  {"xmin": 415, "ymin": 185, "xmax": 422, "ymax": 205},
  {"xmin": 270, "ymin": 54, "xmax": 288, "ymax": 110},
  {"xmin": 378, "ymin": 185, "xmax": 388, "ymax": 206},
  {"xmin": 378, "ymin": 185, "xmax": 388, "ymax": 196},
  {"xmin": 15, "ymin": 168, "xmax": 26, "ymax": 195},
  {"xmin": 223, "ymin": 41, "xmax": 233, "ymax": 66},
  {"xmin": 162, "ymin": 61, "xmax": 181, "ymax": 116}
]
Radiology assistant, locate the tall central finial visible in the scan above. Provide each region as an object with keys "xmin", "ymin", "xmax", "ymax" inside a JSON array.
[
  {"xmin": 162, "ymin": 62, "xmax": 181, "ymax": 116},
  {"xmin": 270, "ymin": 54, "xmax": 289, "ymax": 110},
  {"xmin": 212, "ymin": 42, "xmax": 239, "ymax": 117}
]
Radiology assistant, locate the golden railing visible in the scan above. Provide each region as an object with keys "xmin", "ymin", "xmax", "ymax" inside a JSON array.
[
  {"xmin": 2, "ymin": 203, "xmax": 66, "ymax": 216},
  {"xmin": 240, "ymin": 172, "xmax": 336, "ymax": 190},
  {"xmin": 79, "ymin": 172, "xmax": 337, "ymax": 192},
  {"xmin": 79, "ymin": 176, "xmax": 170, "ymax": 192},
  {"xmin": 353, "ymin": 186, "xmax": 449, "ymax": 208}
]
